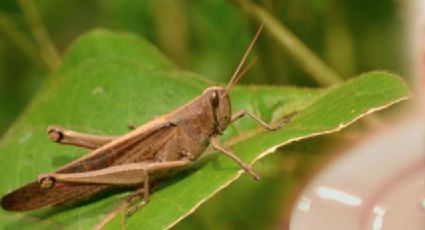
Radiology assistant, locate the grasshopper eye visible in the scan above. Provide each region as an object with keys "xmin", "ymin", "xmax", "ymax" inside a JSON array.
[{"xmin": 211, "ymin": 92, "xmax": 219, "ymax": 108}]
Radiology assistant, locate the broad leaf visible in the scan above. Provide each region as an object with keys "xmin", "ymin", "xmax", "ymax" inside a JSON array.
[{"xmin": 0, "ymin": 30, "xmax": 408, "ymax": 230}]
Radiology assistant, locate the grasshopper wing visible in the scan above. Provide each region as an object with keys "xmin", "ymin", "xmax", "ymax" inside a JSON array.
[{"xmin": 1, "ymin": 122, "xmax": 178, "ymax": 211}]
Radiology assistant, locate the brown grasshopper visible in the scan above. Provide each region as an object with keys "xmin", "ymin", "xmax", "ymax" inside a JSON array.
[{"xmin": 1, "ymin": 25, "xmax": 280, "ymax": 214}]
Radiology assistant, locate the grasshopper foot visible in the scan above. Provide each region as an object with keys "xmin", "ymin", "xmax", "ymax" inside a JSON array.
[
  {"xmin": 128, "ymin": 123, "xmax": 137, "ymax": 130},
  {"xmin": 125, "ymin": 188, "xmax": 149, "ymax": 217},
  {"xmin": 268, "ymin": 123, "xmax": 283, "ymax": 131},
  {"xmin": 126, "ymin": 200, "xmax": 147, "ymax": 217}
]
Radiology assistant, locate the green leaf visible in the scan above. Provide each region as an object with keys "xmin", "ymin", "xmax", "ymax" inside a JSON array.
[{"xmin": 0, "ymin": 30, "xmax": 408, "ymax": 230}]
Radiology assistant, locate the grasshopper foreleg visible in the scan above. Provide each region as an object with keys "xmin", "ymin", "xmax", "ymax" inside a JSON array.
[
  {"xmin": 231, "ymin": 110, "xmax": 282, "ymax": 130},
  {"xmin": 210, "ymin": 137, "xmax": 260, "ymax": 180},
  {"xmin": 47, "ymin": 126, "xmax": 116, "ymax": 149}
]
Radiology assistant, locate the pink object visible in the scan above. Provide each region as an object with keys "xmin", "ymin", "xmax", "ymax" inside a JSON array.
[{"xmin": 290, "ymin": 114, "xmax": 425, "ymax": 230}]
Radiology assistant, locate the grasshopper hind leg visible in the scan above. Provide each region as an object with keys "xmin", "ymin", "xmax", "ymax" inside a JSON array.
[
  {"xmin": 125, "ymin": 170, "xmax": 150, "ymax": 216},
  {"xmin": 47, "ymin": 126, "xmax": 116, "ymax": 149},
  {"xmin": 37, "ymin": 160, "xmax": 191, "ymax": 214}
]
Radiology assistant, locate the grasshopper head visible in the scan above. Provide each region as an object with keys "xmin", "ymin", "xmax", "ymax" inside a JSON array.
[
  {"xmin": 201, "ymin": 25, "xmax": 263, "ymax": 134},
  {"xmin": 203, "ymin": 86, "xmax": 231, "ymax": 134}
]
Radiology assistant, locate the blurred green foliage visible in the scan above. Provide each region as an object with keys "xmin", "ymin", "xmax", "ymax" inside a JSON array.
[
  {"xmin": 0, "ymin": 0, "xmax": 405, "ymax": 229},
  {"xmin": 0, "ymin": 0, "xmax": 405, "ymax": 134}
]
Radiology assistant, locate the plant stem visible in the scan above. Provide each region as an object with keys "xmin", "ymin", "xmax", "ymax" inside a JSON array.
[
  {"xmin": 0, "ymin": 13, "xmax": 46, "ymax": 70},
  {"xmin": 17, "ymin": 0, "xmax": 61, "ymax": 72},
  {"xmin": 233, "ymin": 0, "xmax": 343, "ymax": 86}
]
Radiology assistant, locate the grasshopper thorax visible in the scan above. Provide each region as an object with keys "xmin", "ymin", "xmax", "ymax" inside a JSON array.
[{"xmin": 202, "ymin": 86, "xmax": 231, "ymax": 134}]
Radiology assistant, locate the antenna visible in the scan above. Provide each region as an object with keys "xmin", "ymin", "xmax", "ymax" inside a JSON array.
[
  {"xmin": 231, "ymin": 57, "xmax": 257, "ymax": 88},
  {"xmin": 225, "ymin": 24, "xmax": 263, "ymax": 93}
]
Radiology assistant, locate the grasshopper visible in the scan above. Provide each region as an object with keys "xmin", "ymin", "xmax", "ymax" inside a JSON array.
[{"xmin": 1, "ymin": 25, "xmax": 280, "ymax": 214}]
